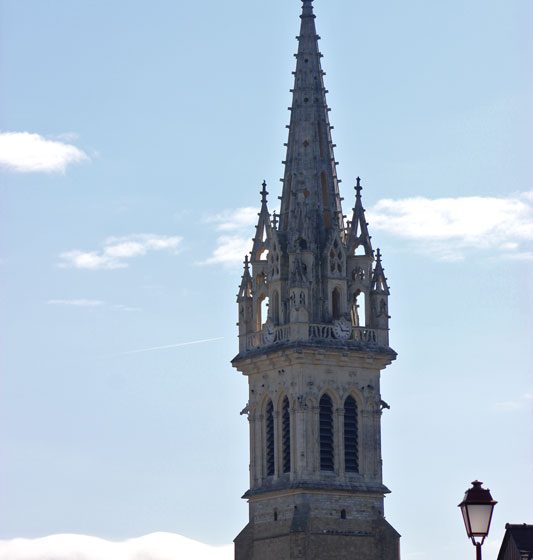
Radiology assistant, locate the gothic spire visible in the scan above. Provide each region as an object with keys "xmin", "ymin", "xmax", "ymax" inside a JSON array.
[
  {"xmin": 237, "ymin": 255, "xmax": 253, "ymax": 302},
  {"xmin": 370, "ymin": 249, "xmax": 390, "ymax": 295},
  {"xmin": 251, "ymin": 181, "xmax": 272, "ymax": 262},
  {"xmin": 347, "ymin": 177, "xmax": 373, "ymax": 256},
  {"xmin": 278, "ymin": 0, "xmax": 344, "ymax": 245}
]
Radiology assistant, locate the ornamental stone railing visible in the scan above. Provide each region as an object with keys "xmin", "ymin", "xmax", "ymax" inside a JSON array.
[{"xmin": 242, "ymin": 322, "xmax": 388, "ymax": 352}]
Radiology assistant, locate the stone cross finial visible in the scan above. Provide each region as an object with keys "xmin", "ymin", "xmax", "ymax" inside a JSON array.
[
  {"xmin": 261, "ymin": 180, "xmax": 268, "ymax": 204},
  {"xmin": 355, "ymin": 177, "xmax": 362, "ymax": 197}
]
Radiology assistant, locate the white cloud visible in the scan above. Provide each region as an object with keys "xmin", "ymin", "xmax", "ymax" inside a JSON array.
[
  {"xmin": 367, "ymin": 191, "xmax": 533, "ymax": 261},
  {"xmin": 201, "ymin": 234, "xmax": 252, "ymax": 266},
  {"xmin": 47, "ymin": 299, "xmax": 104, "ymax": 307},
  {"xmin": 202, "ymin": 191, "xmax": 533, "ymax": 265},
  {"xmin": 59, "ymin": 234, "xmax": 183, "ymax": 270},
  {"xmin": 201, "ymin": 207, "xmax": 265, "ymax": 266},
  {"xmin": 205, "ymin": 207, "xmax": 258, "ymax": 232},
  {"xmin": 0, "ymin": 131, "xmax": 89, "ymax": 173},
  {"xmin": 0, "ymin": 532, "xmax": 233, "ymax": 560}
]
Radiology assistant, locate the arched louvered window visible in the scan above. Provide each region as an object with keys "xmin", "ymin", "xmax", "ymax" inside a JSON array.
[
  {"xmin": 282, "ymin": 397, "xmax": 291, "ymax": 474},
  {"xmin": 319, "ymin": 394, "xmax": 334, "ymax": 471},
  {"xmin": 344, "ymin": 396, "xmax": 359, "ymax": 473},
  {"xmin": 265, "ymin": 400, "xmax": 275, "ymax": 476}
]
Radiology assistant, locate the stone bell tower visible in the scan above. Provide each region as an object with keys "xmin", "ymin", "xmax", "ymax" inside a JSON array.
[{"xmin": 233, "ymin": 1, "xmax": 400, "ymax": 559}]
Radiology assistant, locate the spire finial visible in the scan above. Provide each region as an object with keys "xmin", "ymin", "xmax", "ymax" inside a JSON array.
[
  {"xmin": 261, "ymin": 180, "xmax": 268, "ymax": 204},
  {"xmin": 244, "ymin": 254, "xmax": 250, "ymax": 271},
  {"xmin": 355, "ymin": 177, "xmax": 362, "ymax": 197},
  {"xmin": 272, "ymin": 210, "xmax": 278, "ymax": 229},
  {"xmin": 376, "ymin": 248, "xmax": 382, "ymax": 263}
]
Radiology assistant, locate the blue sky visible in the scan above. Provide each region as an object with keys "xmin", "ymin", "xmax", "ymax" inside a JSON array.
[{"xmin": 1, "ymin": 1, "xmax": 531, "ymax": 559}]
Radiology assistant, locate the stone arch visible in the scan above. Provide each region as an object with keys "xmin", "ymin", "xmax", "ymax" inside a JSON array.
[
  {"xmin": 350, "ymin": 288, "xmax": 366, "ymax": 327},
  {"xmin": 255, "ymin": 292, "xmax": 268, "ymax": 331}
]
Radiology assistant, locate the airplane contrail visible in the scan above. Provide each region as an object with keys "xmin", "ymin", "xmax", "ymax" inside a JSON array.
[{"xmin": 118, "ymin": 337, "xmax": 224, "ymax": 356}]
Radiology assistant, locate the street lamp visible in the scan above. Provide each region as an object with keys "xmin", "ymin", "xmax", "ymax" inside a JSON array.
[{"xmin": 458, "ymin": 480, "xmax": 497, "ymax": 560}]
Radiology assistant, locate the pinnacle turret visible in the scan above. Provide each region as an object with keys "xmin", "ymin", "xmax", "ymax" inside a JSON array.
[
  {"xmin": 251, "ymin": 181, "xmax": 272, "ymax": 262},
  {"xmin": 347, "ymin": 177, "xmax": 373, "ymax": 256},
  {"xmin": 371, "ymin": 249, "xmax": 390, "ymax": 295}
]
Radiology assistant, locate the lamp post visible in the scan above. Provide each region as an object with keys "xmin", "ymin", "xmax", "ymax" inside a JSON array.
[{"xmin": 458, "ymin": 480, "xmax": 497, "ymax": 560}]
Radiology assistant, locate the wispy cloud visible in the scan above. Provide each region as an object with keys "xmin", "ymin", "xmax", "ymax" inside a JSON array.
[
  {"xmin": 118, "ymin": 337, "xmax": 224, "ymax": 356},
  {"xmin": 59, "ymin": 234, "xmax": 183, "ymax": 270},
  {"xmin": 47, "ymin": 299, "xmax": 105, "ymax": 307},
  {"xmin": 46, "ymin": 299, "xmax": 140, "ymax": 311},
  {"xmin": 0, "ymin": 131, "xmax": 89, "ymax": 173},
  {"xmin": 367, "ymin": 191, "xmax": 533, "ymax": 261},
  {"xmin": 495, "ymin": 392, "xmax": 533, "ymax": 412},
  {"xmin": 0, "ymin": 532, "xmax": 233, "ymax": 560},
  {"xmin": 201, "ymin": 207, "xmax": 259, "ymax": 266}
]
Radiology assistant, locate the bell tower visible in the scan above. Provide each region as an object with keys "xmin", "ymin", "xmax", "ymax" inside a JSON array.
[{"xmin": 233, "ymin": 2, "xmax": 400, "ymax": 559}]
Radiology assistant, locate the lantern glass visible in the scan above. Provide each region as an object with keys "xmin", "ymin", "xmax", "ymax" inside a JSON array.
[{"xmin": 464, "ymin": 504, "xmax": 494, "ymax": 537}]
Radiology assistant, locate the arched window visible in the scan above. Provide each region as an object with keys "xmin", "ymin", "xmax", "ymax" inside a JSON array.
[
  {"xmin": 351, "ymin": 290, "xmax": 365, "ymax": 327},
  {"xmin": 344, "ymin": 396, "xmax": 359, "ymax": 473},
  {"xmin": 265, "ymin": 400, "xmax": 275, "ymax": 476},
  {"xmin": 282, "ymin": 397, "xmax": 291, "ymax": 474},
  {"xmin": 256, "ymin": 294, "xmax": 269, "ymax": 331},
  {"xmin": 319, "ymin": 394, "xmax": 334, "ymax": 471},
  {"xmin": 340, "ymin": 509, "xmax": 347, "ymax": 520},
  {"xmin": 332, "ymin": 287, "xmax": 342, "ymax": 320}
]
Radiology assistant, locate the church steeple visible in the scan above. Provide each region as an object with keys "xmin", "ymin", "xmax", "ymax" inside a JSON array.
[
  {"xmin": 233, "ymin": 3, "xmax": 400, "ymax": 559},
  {"xmin": 279, "ymin": 0, "xmax": 343, "ymax": 244}
]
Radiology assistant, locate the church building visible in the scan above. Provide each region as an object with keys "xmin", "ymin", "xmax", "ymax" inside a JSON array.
[{"xmin": 232, "ymin": 1, "xmax": 400, "ymax": 558}]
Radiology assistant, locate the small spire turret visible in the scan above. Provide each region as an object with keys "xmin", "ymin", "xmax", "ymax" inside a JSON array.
[
  {"xmin": 369, "ymin": 249, "xmax": 390, "ymax": 339},
  {"xmin": 251, "ymin": 181, "xmax": 272, "ymax": 262},
  {"xmin": 347, "ymin": 177, "xmax": 373, "ymax": 256},
  {"xmin": 237, "ymin": 255, "xmax": 252, "ymax": 302},
  {"xmin": 237, "ymin": 255, "xmax": 254, "ymax": 346},
  {"xmin": 371, "ymin": 249, "xmax": 390, "ymax": 295}
]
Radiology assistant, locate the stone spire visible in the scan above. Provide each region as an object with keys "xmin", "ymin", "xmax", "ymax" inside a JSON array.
[
  {"xmin": 370, "ymin": 249, "xmax": 390, "ymax": 295},
  {"xmin": 251, "ymin": 181, "xmax": 272, "ymax": 262},
  {"xmin": 347, "ymin": 177, "xmax": 373, "ymax": 256},
  {"xmin": 278, "ymin": 0, "xmax": 344, "ymax": 247}
]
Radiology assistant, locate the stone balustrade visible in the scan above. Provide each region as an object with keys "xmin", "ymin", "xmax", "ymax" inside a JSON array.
[{"xmin": 243, "ymin": 323, "xmax": 389, "ymax": 352}]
